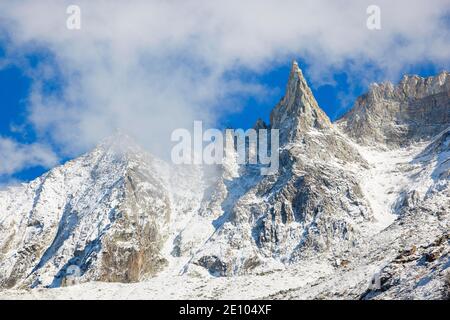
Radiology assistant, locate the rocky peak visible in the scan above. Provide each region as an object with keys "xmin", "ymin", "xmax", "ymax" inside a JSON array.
[
  {"xmin": 367, "ymin": 71, "xmax": 450, "ymax": 102},
  {"xmin": 253, "ymin": 118, "xmax": 268, "ymax": 130},
  {"xmin": 398, "ymin": 71, "xmax": 450, "ymax": 97},
  {"xmin": 270, "ymin": 61, "xmax": 331, "ymax": 144},
  {"xmin": 338, "ymin": 71, "xmax": 450, "ymax": 146}
]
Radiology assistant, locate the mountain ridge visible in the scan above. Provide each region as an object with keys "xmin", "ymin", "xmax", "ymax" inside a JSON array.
[
  {"xmin": 0, "ymin": 64, "xmax": 448, "ymax": 299},
  {"xmin": 337, "ymin": 70, "xmax": 450, "ymax": 147}
]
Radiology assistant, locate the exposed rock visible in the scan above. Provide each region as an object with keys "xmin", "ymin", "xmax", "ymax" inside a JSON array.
[
  {"xmin": 0, "ymin": 135, "xmax": 201, "ymax": 288},
  {"xmin": 188, "ymin": 62, "xmax": 372, "ymax": 275},
  {"xmin": 271, "ymin": 61, "xmax": 332, "ymax": 145},
  {"xmin": 337, "ymin": 72, "xmax": 450, "ymax": 147}
]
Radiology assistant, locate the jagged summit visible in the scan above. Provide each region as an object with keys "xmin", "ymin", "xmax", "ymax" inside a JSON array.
[
  {"xmin": 266, "ymin": 62, "xmax": 364, "ymax": 165},
  {"xmin": 338, "ymin": 71, "xmax": 450, "ymax": 146},
  {"xmin": 270, "ymin": 61, "xmax": 331, "ymax": 144},
  {"xmin": 253, "ymin": 118, "xmax": 268, "ymax": 130},
  {"xmin": 366, "ymin": 71, "xmax": 450, "ymax": 101}
]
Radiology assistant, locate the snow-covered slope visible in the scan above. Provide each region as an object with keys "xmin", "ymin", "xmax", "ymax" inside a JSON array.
[
  {"xmin": 0, "ymin": 135, "xmax": 207, "ymax": 288},
  {"xmin": 0, "ymin": 62, "xmax": 448, "ymax": 299}
]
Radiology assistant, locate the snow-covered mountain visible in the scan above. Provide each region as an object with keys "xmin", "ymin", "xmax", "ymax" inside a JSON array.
[
  {"xmin": 0, "ymin": 135, "xmax": 197, "ymax": 287},
  {"xmin": 337, "ymin": 71, "xmax": 450, "ymax": 147},
  {"xmin": 0, "ymin": 62, "xmax": 448, "ymax": 299}
]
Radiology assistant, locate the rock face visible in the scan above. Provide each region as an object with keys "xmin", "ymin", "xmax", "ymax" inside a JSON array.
[
  {"xmin": 337, "ymin": 72, "xmax": 450, "ymax": 146},
  {"xmin": 0, "ymin": 62, "xmax": 449, "ymax": 299},
  {"xmin": 0, "ymin": 136, "xmax": 203, "ymax": 288},
  {"xmin": 190, "ymin": 62, "xmax": 372, "ymax": 276},
  {"xmin": 271, "ymin": 61, "xmax": 332, "ymax": 144}
]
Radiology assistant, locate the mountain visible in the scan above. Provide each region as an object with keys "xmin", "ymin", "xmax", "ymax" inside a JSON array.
[
  {"xmin": 0, "ymin": 135, "xmax": 206, "ymax": 288},
  {"xmin": 188, "ymin": 62, "xmax": 374, "ymax": 276},
  {"xmin": 270, "ymin": 61, "xmax": 332, "ymax": 144},
  {"xmin": 0, "ymin": 62, "xmax": 448, "ymax": 299},
  {"xmin": 337, "ymin": 72, "xmax": 450, "ymax": 147}
]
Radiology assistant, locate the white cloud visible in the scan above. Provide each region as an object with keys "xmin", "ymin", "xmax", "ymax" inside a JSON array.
[
  {"xmin": 0, "ymin": 136, "xmax": 58, "ymax": 176},
  {"xmin": 0, "ymin": 0, "xmax": 448, "ymax": 168}
]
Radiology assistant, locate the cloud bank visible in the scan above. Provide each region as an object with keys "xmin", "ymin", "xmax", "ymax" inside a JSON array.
[
  {"xmin": 0, "ymin": 0, "xmax": 449, "ymax": 178},
  {"xmin": 0, "ymin": 136, "xmax": 57, "ymax": 176}
]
